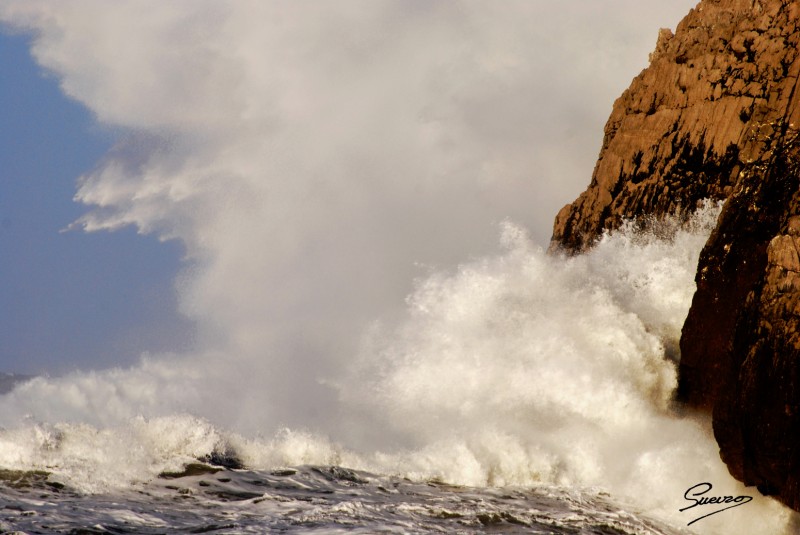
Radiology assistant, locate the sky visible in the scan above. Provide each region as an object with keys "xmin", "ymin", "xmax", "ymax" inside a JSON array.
[
  {"xmin": 0, "ymin": 1, "xmax": 699, "ymax": 377},
  {"xmin": 0, "ymin": 30, "xmax": 192, "ymax": 375}
]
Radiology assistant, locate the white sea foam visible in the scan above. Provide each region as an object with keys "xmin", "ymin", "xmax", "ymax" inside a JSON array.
[{"xmin": 334, "ymin": 202, "xmax": 794, "ymax": 533}]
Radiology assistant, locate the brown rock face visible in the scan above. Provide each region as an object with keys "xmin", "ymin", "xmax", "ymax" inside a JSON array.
[
  {"xmin": 550, "ymin": 0, "xmax": 800, "ymax": 512},
  {"xmin": 702, "ymin": 131, "xmax": 800, "ymax": 506},
  {"xmin": 551, "ymin": 0, "xmax": 800, "ymax": 253}
]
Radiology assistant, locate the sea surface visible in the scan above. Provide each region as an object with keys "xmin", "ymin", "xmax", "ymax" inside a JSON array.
[{"xmin": 0, "ymin": 463, "xmax": 685, "ymax": 534}]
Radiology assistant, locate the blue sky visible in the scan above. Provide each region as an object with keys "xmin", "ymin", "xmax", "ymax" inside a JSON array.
[{"xmin": 0, "ymin": 31, "xmax": 191, "ymax": 375}]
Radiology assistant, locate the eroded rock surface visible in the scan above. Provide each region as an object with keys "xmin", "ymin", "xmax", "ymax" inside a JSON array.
[
  {"xmin": 551, "ymin": 0, "xmax": 800, "ymax": 252},
  {"xmin": 550, "ymin": 0, "xmax": 800, "ymax": 512}
]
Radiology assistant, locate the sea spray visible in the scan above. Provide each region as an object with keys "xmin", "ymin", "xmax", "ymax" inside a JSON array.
[
  {"xmin": 0, "ymin": 3, "xmax": 702, "ymax": 437},
  {"xmin": 1, "ymin": 204, "xmax": 795, "ymax": 533}
]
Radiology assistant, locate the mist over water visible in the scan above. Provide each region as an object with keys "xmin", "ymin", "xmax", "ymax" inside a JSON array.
[
  {"xmin": 0, "ymin": 0, "xmax": 699, "ymax": 429},
  {"xmin": 1, "ymin": 1, "xmax": 797, "ymax": 533}
]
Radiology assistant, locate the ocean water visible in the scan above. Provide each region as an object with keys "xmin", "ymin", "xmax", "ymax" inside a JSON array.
[
  {"xmin": 1, "ymin": 203, "xmax": 796, "ymax": 534},
  {"xmin": 0, "ymin": 464, "xmax": 685, "ymax": 534}
]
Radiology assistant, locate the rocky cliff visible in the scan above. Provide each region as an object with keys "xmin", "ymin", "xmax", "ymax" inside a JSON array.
[{"xmin": 551, "ymin": 0, "xmax": 800, "ymax": 512}]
